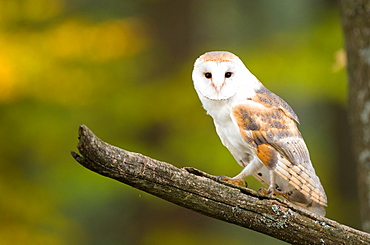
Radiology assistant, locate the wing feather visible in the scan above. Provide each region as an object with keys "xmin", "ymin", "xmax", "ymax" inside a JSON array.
[
  {"xmin": 254, "ymin": 85, "xmax": 300, "ymax": 123},
  {"xmin": 232, "ymin": 102, "xmax": 308, "ymax": 166},
  {"xmin": 232, "ymin": 89, "xmax": 327, "ymax": 206}
]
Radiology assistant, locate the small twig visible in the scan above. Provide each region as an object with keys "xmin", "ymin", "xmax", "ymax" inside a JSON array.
[{"xmin": 71, "ymin": 125, "xmax": 370, "ymax": 245}]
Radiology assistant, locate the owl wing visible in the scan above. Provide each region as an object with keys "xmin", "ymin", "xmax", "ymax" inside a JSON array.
[{"xmin": 231, "ymin": 87, "xmax": 327, "ymax": 206}]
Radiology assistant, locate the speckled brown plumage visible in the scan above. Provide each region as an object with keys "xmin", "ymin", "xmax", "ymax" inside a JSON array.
[{"xmin": 232, "ymin": 88, "xmax": 327, "ymax": 206}]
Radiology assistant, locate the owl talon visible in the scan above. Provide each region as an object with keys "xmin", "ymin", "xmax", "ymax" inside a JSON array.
[
  {"xmin": 258, "ymin": 187, "xmax": 288, "ymax": 199},
  {"xmin": 217, "ymin": 176, "xmax": 247, "ymax": 187},
  {"xmin": 258, "ymin": 188, "xmax": 273, "ymax": 196}
]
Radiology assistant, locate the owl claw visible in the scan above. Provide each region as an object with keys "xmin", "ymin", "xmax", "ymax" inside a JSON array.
[
  {"xmin": 217, "ymin": 176, "xmax": 247, "ymax": 187},
  {"xmin": 258, "ymin": 187, "xmax": 288, "ymax": 199},
  {"xmin": 258, "ymin": 187, "xmax": 273, "ymax": 197}
]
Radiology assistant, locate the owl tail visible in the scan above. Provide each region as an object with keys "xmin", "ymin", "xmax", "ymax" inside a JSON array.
[
  {"xmin": 288, "ymin": 189, "xmax": 326, "ymax": 216},
  {"xmin": 307, "ymin": 202, "xmax": 326, "ymax": 216}
]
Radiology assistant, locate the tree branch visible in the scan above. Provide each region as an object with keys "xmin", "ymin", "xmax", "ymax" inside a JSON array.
[{"xmin": 71, "ymin": 125, "xmax": 370, "ymax": 244}]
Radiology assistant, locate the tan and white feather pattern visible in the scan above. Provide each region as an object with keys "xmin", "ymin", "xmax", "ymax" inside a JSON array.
[{"xmin": 192, "ymin": 51, "xmax": 327, "ymax": 216}]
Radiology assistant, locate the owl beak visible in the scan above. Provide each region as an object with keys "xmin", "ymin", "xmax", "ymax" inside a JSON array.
[
  {"xmin": 212, "ymin": 80, "xmax": 225, "ymax": 93},
  {"xmin": 215, "ymin": 85, "xmax": 223, "ymax": 93}
]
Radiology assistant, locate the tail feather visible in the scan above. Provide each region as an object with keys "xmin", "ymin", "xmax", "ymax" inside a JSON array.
[
  {"xmin": 275, "ymin": 158, "xmax": 327, "ymax": 207},
  {"xmin": 253, "ymin": 165, "xmax": 327, "ymax": 216},
  {"xmin": 288, "ymin": 188, "xmax": 326, "ymax": 216}
]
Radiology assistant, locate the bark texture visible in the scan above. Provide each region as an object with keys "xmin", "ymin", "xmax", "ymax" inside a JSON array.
[
  {"xmin": 340, "ymin": 0, "xmax": 370, "ymax": 232},
  {"xmin": 71, "ymin": 125, "xmax": 370, "ymax": 244}
]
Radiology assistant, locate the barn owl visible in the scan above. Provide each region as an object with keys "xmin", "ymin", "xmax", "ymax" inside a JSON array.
[{"xmin": 192, "ymin": 51, "xmax": 327, "ymax": 216}]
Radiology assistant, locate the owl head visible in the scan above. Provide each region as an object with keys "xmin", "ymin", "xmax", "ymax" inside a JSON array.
[{"xmin": 192, "ymin": 51, "xmax": 259, "ymax": 101}]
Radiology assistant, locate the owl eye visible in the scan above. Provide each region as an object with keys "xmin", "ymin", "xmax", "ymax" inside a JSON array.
[
  {"xmin": 225, "ymin": 72, "xmax": 232, "ymax": 78},
  {"xmin": 204, "ymin": 72, "xmax": 212, "ymax": 79}
]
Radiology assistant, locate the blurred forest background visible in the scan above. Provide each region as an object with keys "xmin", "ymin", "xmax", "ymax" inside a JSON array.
[{"xmin": 0, "ymin": 0, "xmax": 356, "ymax": 244}]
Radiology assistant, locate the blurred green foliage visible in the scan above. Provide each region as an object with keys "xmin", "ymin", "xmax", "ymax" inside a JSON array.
[{"xmin": 0, "ymin": 0, "xmax": 357, "ymax": 244}]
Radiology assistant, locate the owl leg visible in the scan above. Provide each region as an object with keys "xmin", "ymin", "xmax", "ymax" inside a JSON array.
[
  {"xmin": 268, "ymin": 170, "xmax": 277, "ymax": 192},
  {"xmin": 233, "ymin": 157, "xmax": 263, "ymax": 180},
  {"xmin": 218, "ymin": 158, "xmax": 263, "ymax": 186}
]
